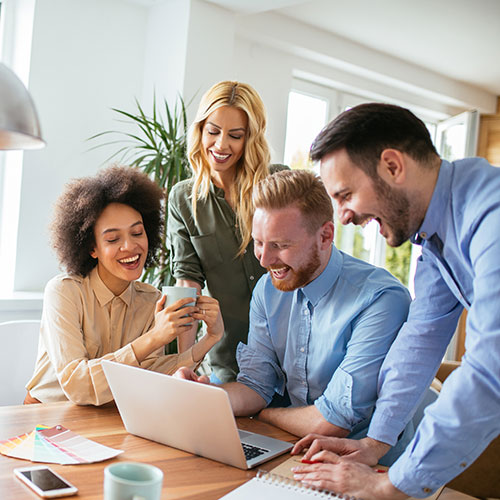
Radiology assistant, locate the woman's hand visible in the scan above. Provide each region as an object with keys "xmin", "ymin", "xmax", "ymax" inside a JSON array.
[
  {"xmin": 190, "ymin": 295, "xmax": 224, "ymax": 363},
  {"xmin": 191, "ymin": 295, "xmax": 224, "ymax": 342},
  {"xmin": 131, "ymin": 294, "xmax": 199, "ymax": 363},
  {"xmin": 134, "ymin": 293, "xmax": 223, "ymax": 365},
  {"xmin": 152, "ymin": 294, "xmax": 200, "ymax": 347}
]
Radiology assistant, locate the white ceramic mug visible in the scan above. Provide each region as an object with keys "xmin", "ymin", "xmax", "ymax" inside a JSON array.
[
  {"xmin": 103, "ymin": 462, "xmax": 163, "ymax": 500},
  {"xmin": 161, "ymin": 286, "xmax": 197, "ymax": 309}
]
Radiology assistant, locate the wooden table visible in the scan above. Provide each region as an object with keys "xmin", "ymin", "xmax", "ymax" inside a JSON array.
[{"xmin": 0, "ymin": 402, "xmax": 297, "ymax": 499}]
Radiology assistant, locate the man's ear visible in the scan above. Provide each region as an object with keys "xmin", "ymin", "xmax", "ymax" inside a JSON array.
[
  {"xmin": 319, "ymin": 221, "xmax": 335, "ymax": 250},
  {"xmin": 378, "ymin": 149, "xmax": 406, "ymax": 185}
]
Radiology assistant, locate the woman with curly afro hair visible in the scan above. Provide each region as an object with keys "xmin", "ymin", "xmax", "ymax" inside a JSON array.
[{"xmin": 25, "ymin": 165, "xmax": 223, "ymax": 405}]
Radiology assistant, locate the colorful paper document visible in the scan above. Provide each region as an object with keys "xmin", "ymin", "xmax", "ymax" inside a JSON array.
[{"xmin": 0, "ymin": 425, "xmax": 123, "ymax": 464}]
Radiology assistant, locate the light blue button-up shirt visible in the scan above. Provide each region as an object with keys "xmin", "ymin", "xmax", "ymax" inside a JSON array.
[
  {"xmin": 236, "ymin": 245, "xmax": 411, "ymax": 460},
  {"xmin": 367, "ymin": 158, "xmax": 500, "ymax": 497}
]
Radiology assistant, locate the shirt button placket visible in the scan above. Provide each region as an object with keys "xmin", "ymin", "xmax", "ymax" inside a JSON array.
[
  {"xmin": 298, "ymin": 302, "xmax": 310, "ymax": 397},
  {"xmin": 109, "ymin": 298, "xmax": 118, "ymax": 344}
]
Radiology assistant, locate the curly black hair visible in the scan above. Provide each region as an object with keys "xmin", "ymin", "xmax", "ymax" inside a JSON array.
[{"xmin": 51, "ymin": 165, "xmax": 163, "ymax": 276}]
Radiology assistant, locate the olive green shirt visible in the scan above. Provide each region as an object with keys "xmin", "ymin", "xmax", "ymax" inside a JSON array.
[{"xmin": 167, "ymin": 179, "xmax": 268, "ymax": 382}]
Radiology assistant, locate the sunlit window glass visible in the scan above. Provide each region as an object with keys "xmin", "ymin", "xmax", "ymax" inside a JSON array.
[
  {"xmin": 284, "ymin": 91, "xmax": 328, "ymax": 169},
  {"xmin": 439, "ymin": 123, "xmax": 466, "ymax": 161}
]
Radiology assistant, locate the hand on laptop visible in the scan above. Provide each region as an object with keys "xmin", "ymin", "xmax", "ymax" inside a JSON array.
[{"xmin": 173, "ymin": 367, "xmax": 210, "ymax": 384}]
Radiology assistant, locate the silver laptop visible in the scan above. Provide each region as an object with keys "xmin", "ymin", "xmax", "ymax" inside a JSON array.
[{"xmin": 102, "ymin": 360, "xmax": 293, "ymax": 469}]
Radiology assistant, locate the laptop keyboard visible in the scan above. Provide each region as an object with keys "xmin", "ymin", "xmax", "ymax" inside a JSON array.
[{"xmin": 242, "ymin": 442, "xmax": 269, "ymax": 461}]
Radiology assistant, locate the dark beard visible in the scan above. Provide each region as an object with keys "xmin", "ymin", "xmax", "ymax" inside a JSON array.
[
  {"xmin": 269, "ymin": 244, "xmax": 321, "ymax": 292},
  {"xmin": 373, "ymin": 176, "xmax": 411, "ymax": 247}
]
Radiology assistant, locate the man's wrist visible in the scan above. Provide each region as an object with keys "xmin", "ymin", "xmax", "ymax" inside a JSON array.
[
  {"xmin": 374, "ymin": 472, "xmax": 408, "ymax": 500},
  {"xmin": 255, "ymin": 407, "xmax": 268, "ymax": 421},
  {"xmin": 362, "ymin": 437, "xmax": 391, "ymax": 460}
]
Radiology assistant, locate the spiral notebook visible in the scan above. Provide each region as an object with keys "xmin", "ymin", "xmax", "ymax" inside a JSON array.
[
  {"xmin": 219, "ymin": 470, "xmax": 351, "ymax": 499},
  {"xmin": 220, "ymin": 459, "xmax": 445, "ymax": 500}
]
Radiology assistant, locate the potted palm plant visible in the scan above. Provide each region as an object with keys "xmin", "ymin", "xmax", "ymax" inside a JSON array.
[{"xmin": 89, "ymin": 96, "xmax": 191, "ymax": 288}]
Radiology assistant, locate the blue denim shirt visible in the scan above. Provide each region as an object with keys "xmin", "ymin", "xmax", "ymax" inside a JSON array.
[
  {"xmin": 236, "ymin": 246, "xmax": 411, "ymax": 455},
  {"xmin": 367, "ymin": 158, "xmax": 500, "ymax": 497}
]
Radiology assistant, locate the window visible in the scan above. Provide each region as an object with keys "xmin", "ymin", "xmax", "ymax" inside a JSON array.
[
  {"xmin": 436, "ymin": 111, "xmax": 479, "ymax": 161},
  {"xmin": 283, "ymin": 90, "xmax": 328, "ymax": 169},
  {"xmin": 0, "ymin": 0, "xmax": 37, "ymax": 294}
]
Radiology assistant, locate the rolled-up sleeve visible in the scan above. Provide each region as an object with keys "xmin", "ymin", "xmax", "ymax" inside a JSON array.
[
  {"xmin": 141, "ymin": 348, "xmax": 198, "ymax": 375},
  {"xmin": 316, "ymin": 367, "xmax": 355, "ymax": 429},
  {"xmin": 316, "ymin": 287, "xmax": 411, "ymax": 430}
]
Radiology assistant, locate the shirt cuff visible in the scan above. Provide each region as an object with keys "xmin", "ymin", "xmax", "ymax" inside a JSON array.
[
  {"xmin": 138, "ymin": 346, "xmax": 198, "ymax": 374},
  {"xmin": 368, "ymin": 412, "xmax": 406, "ymax": 446},
  {"xmin": 388, "ymin": 453, "xmax": 444, "ymax": 498},
  {"xmin": 236, "ymin": 343, "xmax": 285, "ymax": 405},
  {"xmin": 315, "ymin": 393, "xmax": 355, "ymax": 431},
  {"xmin": 315, "ymin": 366, "xmax": 364, "ymax": 431},
  {"xmin": 114, "ymin": 343, "xmax": 141, "ymax": 366}
]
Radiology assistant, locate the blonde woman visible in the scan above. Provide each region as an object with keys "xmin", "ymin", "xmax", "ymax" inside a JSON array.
[{"xmin": 168, "ymin": 81, "xmax": 286, "ymax": 383}]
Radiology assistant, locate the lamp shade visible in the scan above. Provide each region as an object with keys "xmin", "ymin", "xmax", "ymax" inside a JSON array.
[{"xmin": 0, "ymin": 62, "xmax": 45, "ymax": 150}]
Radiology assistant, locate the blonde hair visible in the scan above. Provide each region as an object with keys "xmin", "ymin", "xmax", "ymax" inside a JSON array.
[
  {"xmin": 253, "ymin": 170, "xmax": 333, "ymax": 233},
  {"xmin": 188, "ymin": 81, "xmax": 271, "ymax": 255}
]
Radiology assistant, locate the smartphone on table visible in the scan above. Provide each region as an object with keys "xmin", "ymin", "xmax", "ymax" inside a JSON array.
[{"xmin": 14, "ymin": 465, "xmax": 78, "ymax": 498}]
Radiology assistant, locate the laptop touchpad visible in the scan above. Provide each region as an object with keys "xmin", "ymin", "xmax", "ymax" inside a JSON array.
[{"xmin": 238, "ymin": 430, "xmax": 253, "ymax": 439}]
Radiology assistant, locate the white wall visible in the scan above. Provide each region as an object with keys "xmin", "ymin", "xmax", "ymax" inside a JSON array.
[
  {"xmin": 232, "ymin": 37, "xmax": 293, "ymax": 162},
  {"xmin": 13, "ymin": 0, "xmax": 149, "ymax": 292},
  {"xmin": 141, "ymin": 0, "xmax": 190, "ymax": 113},
  {"xmin": 181, "ymin": 0, "xmax": 235, "ymax": 124}
]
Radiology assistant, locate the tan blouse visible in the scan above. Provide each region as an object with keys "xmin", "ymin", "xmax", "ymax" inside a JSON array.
[{"xmin": 26, "ymin": 268, "xmax": 196, "ymax": 405}]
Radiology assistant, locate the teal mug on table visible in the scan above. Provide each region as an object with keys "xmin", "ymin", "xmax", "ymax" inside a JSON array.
[{"xmin": 104, "ymin": 462, "xmax": 163, "ymax": 500}]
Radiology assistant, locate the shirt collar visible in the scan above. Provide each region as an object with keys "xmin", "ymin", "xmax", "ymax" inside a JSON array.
[
  {"xmin": 411, "ymin": 159, "xmax": 452, "ymax": 245},
  {"xmin": 89, "ymin": 266, "xmax": 133, "ymax": 307},
  {"xmin": 209, "ymin": 179, "xmax": 226, "ymax": 199},
  {"xmin": 300, "ymin": 245, "xmax": 341, "ymax": 306}
]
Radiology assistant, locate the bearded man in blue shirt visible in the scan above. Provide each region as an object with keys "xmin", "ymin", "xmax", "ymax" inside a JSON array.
[
  {"xmin": 293, "ymin": 103, "xmax": 500, "ymax": 499},
  {"xmin": 176, "ymin": 169, "xmax": 411, "ymax": 465}
]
